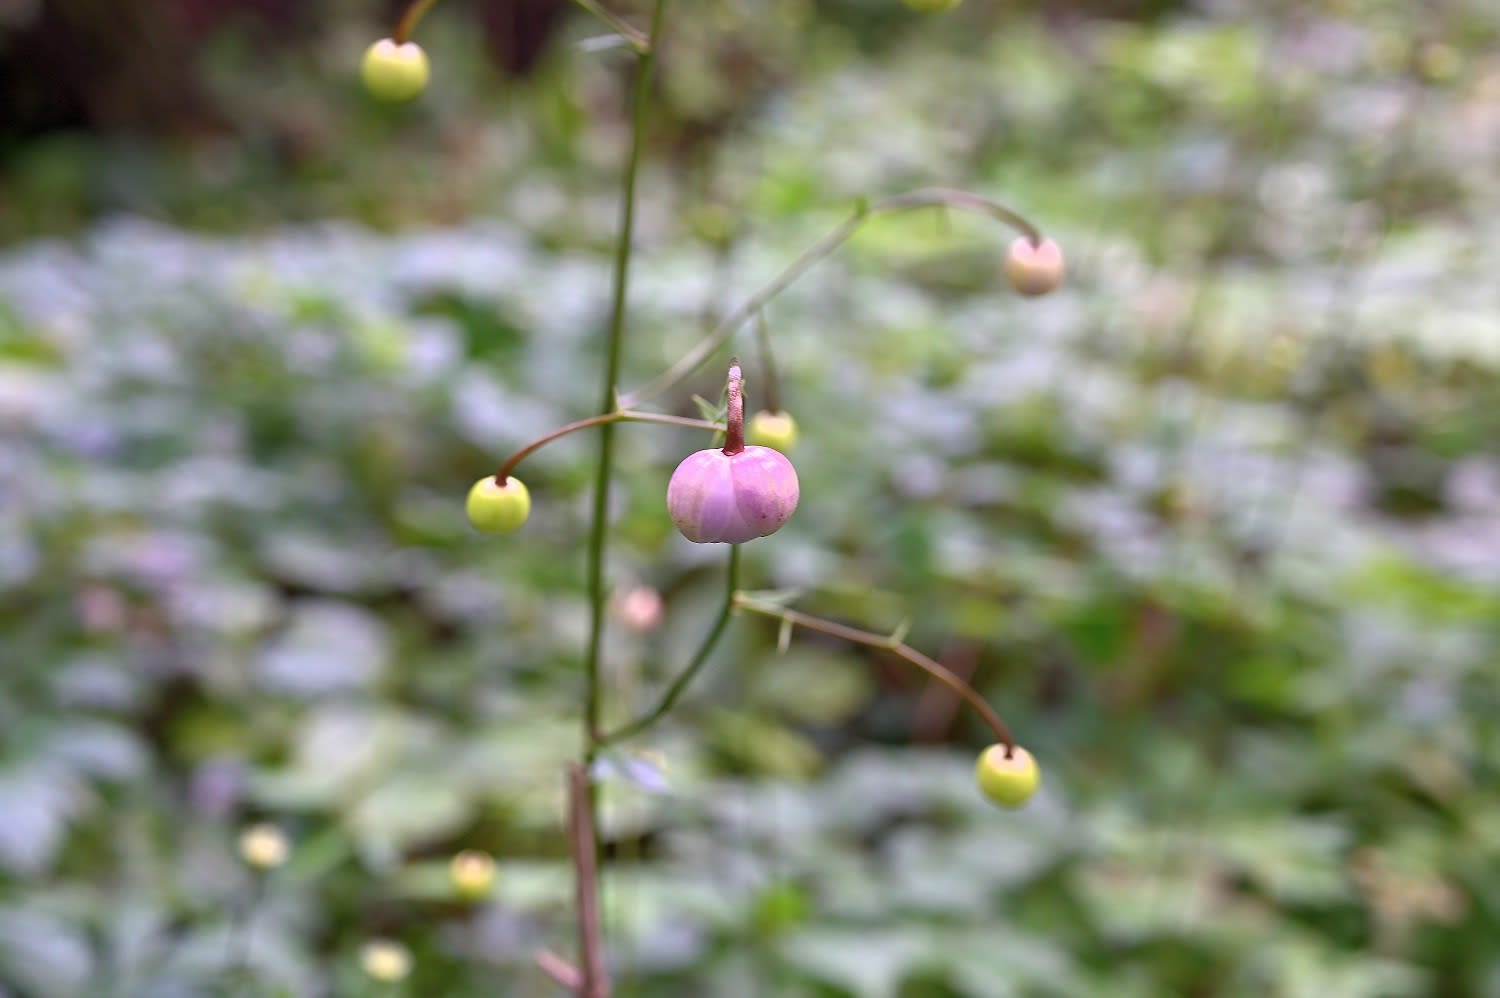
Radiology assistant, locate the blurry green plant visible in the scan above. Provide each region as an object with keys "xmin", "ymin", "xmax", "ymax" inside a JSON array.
[
  {"xmin": 359, "ymin": 0, "xmax": 1063, "ymax": 991},
  {"xmin": 5, "ymin": 1, "xmax": 1500, "ymax": 995}
]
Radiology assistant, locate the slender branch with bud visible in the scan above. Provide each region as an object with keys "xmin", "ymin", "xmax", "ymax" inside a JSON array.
[
  {"xmin": 395, "ymin": 0, "xmax": 1066, "ymax": 984},
  {"xmin": 733, "ymin": 596, "xmax": 1017, "ymax": 752},
  {"xmin": 622, "ymin": 188, "xmax": 1055, "ymax": 409},
  {"xmin": 491, "ymin": 410, "xmax": 723, "ymax": 486}
]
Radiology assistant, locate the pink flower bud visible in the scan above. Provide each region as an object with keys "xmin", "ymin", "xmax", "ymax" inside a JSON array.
[
  {"xmin": 613, "ymin": 586, "xmax": 665, "ymax": 632},
  {"xmin": 1003, "ymin": 236, "xmax": 1065, "ymax": 296},
  {"xmin": 667, "ymin": 446, "xmax": 799, "ymax": 544}
]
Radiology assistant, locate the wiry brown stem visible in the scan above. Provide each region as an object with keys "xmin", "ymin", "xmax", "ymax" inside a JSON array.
[
  {"xmin": 620, "ymin": 187, "xmax": 1044, "ymax": 408},
  {"xmin": 393, "ymin": 0, "xmax": 440, "ymax": 43},
  {"xmin": 492, "ymin": 411, "xmax": 721, "ymax": 485},
  {"xmin": 535, "ymin": 950, "xmax": 583, "ymax": 992},
  {"xmin": 734, "ymin": 596, "xmax": 1016, "ymax": 752},
  {"xmin": 568, "ymin": 763, "xmax": 609, "ymax": 998}
]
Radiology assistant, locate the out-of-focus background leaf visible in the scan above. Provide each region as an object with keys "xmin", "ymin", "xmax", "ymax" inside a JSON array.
[{"xmin": 3, "ymin": 0, "xmax": 1500, "ymax": 994}]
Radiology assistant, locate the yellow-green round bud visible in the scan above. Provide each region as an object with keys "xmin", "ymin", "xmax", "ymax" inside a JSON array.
[
  {"xmin": 237, "ymin": 823, "xmax": 289, "ymax": 870},
  {"xmin": 747, "ymin": 410, "xmax": 798, "ymax": 452},
  {"xmin": 465, "ymin": 476, "xmax": 531, "ymax": 534},
  {"xmin": 974, "ymin": 744, "xmax": 1040, "ymax": 808},
  {"xmin": 361, "ymin": 38, "xmax": 430, "ymax": 102},
  {"xmin": 359, "ymin": 940, "xmax": 412, "ymax": 983},
  {"xmin": 902, "ymin": 0, "xmax": 962, "ymax": 12},
  {"xmin": 449, "ymin": 850, "xmax": 497, "ymax": 899}
]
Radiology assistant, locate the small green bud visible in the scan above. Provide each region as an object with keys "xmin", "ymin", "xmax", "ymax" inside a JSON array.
[
  {"xmin": 237, "ymin": 823, "xmax": 289, "ymax": 869},
  {"xmin": 361, "ymin": 38, "xmax": 430, "ymax": 102},
  {"xmin": 465, "ymin": 476, "xmax": 531, "ymax": 534},
  {"xmin": 449, "ymin": 850, "xmax": 497, "ymax": 899},
  {"xmin": 359, "ymin": 940, "xmax": 412, "ymax": 983},
  {"xmin": 902, "ymin": 0, "xmax": 962, "ymax": 11},
  {"xmin": 974, "ymin": 744, "xmax": 1040, "ymax": 808},
  {"xmin": 747, "ymin": 410, "xmax": 798, "ymax": 452}
]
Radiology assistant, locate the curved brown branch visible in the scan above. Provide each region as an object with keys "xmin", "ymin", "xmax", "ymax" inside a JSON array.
[
  {"xmin": 492, "ymin": 410, "xmax": 722, "ymax": 484},
  {"xmin": 619, "ymin": 188, "xmax": 1045, "ymax": 408},
  {"xmin": 734, "ymin": 596, "xmax": 1016, "ymax": 750}
]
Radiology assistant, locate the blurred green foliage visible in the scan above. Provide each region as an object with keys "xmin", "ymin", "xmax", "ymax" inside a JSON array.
[{"xmin": 4, "ymin": 0, "xmax": 1500, "ymax": 995}]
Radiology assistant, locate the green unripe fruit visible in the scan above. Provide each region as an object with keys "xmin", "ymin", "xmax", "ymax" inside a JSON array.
[
  {"xmin": 1003, "ymin": 237, "xmax": 1066, "ymax": 297},
  {"xmin": 747, "ymin": 410, "xmax": 798, "ymax": 452},
  {"xmin": 449, "ymin": 850, "xmax": 497, "ymax": 899},
  {"xmin": 361, "ymin": 38, "xmax": 430, "ymax": 102},
  {"xmin": 466, "ymin": 476, "xmax": 531, "ymax": 533},
  {"xmin": 974, "ymin": 744, "xmax": 1040, "ymax": 808},
  {"xmin": 902, "ymin": 0, "xmax": 962, "ymax": 11},
  {"xmin": 359, "ymin": 940, "xmax": 412, "ymax": 983}
]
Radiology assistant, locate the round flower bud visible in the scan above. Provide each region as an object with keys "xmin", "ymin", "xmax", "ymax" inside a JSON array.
[
  {"xmin": 748, "ymin": 410, "xmax": 798, "ymax": 452},
  {"xmin": 1003, "ymin": 236, "xmax": 1065, "ymax": 297},
  {"xmin": 667, "ymin": 446, "xmax": 799, "ymax": 544},
  {"xmin": 449, "ymin": 850, "xmax": 497, "ymax": 899},
  {"xmin": 238, "ymin": 823, "xmax": 289, "ymax": 870},
  {"xmin": 974, "ymin": 744, "xmax": 1040, "ymax": 808},
  {"xmin": 466, "ymin": 476, "xmax": 530, "ymax": 534},
  {"xmin": 613, "ymin": 585, "xmax": 665, "ymax": 633},
  {"xmin": 902, "ymin": 0, "xmax": 962, "ymax": 11},
  {"xmin": 361, "ymin": 38, "xmax": 430, "ymax": 102},
  {"xmin": 359, "ymin": 940, "xmax": 413, "ymax": 983}
]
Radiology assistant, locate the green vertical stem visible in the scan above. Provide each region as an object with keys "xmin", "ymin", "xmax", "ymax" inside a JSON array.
[
  {"xmin": 583, "ymin": 0, "xmax": 668, "ymax": 759},
  {"xmin": 574, "ymin": 3, "xmax": 667, "ymax": 986},
  {"xmin": 754, "ymin": 312, "xmax": 783, "ymax": 414},
  {"xmin": 599, "ymin": 544, "xmax": 742, "ymax": 746}
]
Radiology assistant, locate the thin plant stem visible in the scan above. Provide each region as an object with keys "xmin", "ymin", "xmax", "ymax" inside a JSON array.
[
  {"xmin": 227, "ymin": 875, "xmax": 265, "ymax": 994},
  {"xmin": 535, "ymin": 950, "xmax": 583, "ymax": 992},
  {"xmin": 568, "ymin": 763, "xmax": 610, "ymax": 998},
  {"xmin": 571, "ymin": 2, "xmax": 668, "ymax": 990},
  {"xmin": 584, "ymin": 0, "xmax": 668, "ymax": 756},
  {"xmin": 600, "ymin": 545, "xmax": 742, "ymax": 746},
  {"xmin": 754, "ymin": 312, "xmax": 783, "ymax": 414},
  {"xmin": 492, "ymin": 411, "xmax": 722, "ymax": 484},
  {"xmin": 393, "ymin": 0, "xmax": 440, "ymax": 43},
  {"xmin": 569, "ymin": 0, "xmax": 649, "ymax": 51},
  {"xmin": 619, "ymin": 188, "xmax": 1043, "ymax": 409},
  {"xmin": 734, "ymin": 596, "xmax": 1017, "ymax": 752}
]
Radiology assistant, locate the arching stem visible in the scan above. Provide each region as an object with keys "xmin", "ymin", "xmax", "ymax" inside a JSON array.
[
  {"xmin": 393, "ymin": 0, "xmax": 440, "ymax": 43},
  {"xmin": 733, "ymin": 595, "xmax": 1017, "ymax": 752},
  {"xmin": 491, "ymin": 411, "xmax": 721, "ymax": 485},
  {"xmin": 754, "ymin": 312, "xmax": 784, "ymax": 414},
  {"xmin": 599, "ymin": 545, "xmax": 742, "ymax": 746},
  {"xmin": 619, "ymin": 188, "xmax": 1044, "ymax": 409}
]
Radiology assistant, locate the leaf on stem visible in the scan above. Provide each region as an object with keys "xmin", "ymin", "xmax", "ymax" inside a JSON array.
[{"xmin": 691, "ymin": 394, "xmax": 724, "ymax": 423}]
